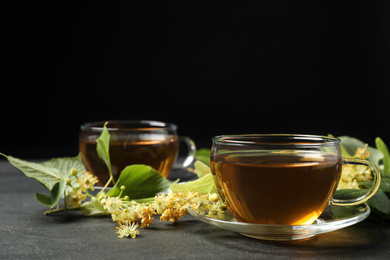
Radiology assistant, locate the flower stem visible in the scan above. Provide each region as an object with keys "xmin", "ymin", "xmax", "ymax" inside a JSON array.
[
  {"xmin": 63, "ymin": 190, "xmax": 68, "ymax": 209},
  {"xmin": 106, "ymin": 165, "xmax": 116, "ymax": 186},
  {"xmin": 44, "ymin": 206, "xmax": 80, "ymax": 215},
  {"xmin": 99, "ymin": 175, "xmax": 113, "ymax": 194}
]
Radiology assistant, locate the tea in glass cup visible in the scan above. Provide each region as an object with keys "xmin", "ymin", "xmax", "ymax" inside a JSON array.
[
  {"xmin": 79, "ymin": 120, "xmax": 195, "ymax": 186},
  {"xmin": 211, "ymin": 134, "xmax": 381, "ymax": 225}
]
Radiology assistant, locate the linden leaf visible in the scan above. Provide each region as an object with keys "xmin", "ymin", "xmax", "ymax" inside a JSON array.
[
  {"xmin": 376, "ymin": 137, "xmax": 390, "ymax": 176},
  {"xmin": 194, "ymin": 160, "xmax": 211, "ymax": 178},
  {"xmin": 170, "ymin": 173, "xmax": 218, "ymax": 195},
  {"xmin": 35, "ymin": 180, "xmax": 66, "ymax": 207},
  {"xmin": 335, "ymin": 189, "xmax": 390, "ymax": 216},
  {"xmin": 81, "ymin": 197, "xmax": 110, "ymax": 216},
  {"xmin": 96, "ymin": 122, "xmax": 112, "ymax": 175},
  {"xmin": 107, "ymin": 164, "xmax": 178, "ymax": 199},
  {"xmin": 0, "ymin": 153, "xmax": 85, "ymax": 207},
  {"xmin": 1, "ymin": 153, "xmax": 62, "ymax": 190},
  {"xmin": 40, "ymin": 154, "xmax": 85, "ymax": 175},
  {"xmin": 359, "ymin": 177, "xmax": 390, "ymax": 193},
  {"xmin": 195, "ymin": 149, "xmax": 211, "ymax": 166}
]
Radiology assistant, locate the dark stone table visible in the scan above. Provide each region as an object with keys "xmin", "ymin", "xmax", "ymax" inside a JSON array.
[{"xmin": 1, "ymin": 160, "xmax": 390, "ymax": 259}]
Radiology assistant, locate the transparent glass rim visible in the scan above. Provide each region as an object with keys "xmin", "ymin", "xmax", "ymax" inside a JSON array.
[
  {"xmin": 80, "ymin": 120, "xmax": 177, "ymax": 132},
  {"xmin": 212, "ymin": 134, "xmax": 340, "ymax": 147},
  {"xmin": 188, "ymin": 203, "xmax": 370, "ymax": 241}
]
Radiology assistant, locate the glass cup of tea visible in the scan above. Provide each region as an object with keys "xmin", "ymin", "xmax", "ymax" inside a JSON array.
[
  {"xmin": 79, "ymin": 120, "xmax": 196, "ymax": 186},
  {"xmin": 211, "ymin": 134, "xmax": 381, "ymax": 225}
]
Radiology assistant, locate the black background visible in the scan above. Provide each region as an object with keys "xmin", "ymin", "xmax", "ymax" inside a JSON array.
[{"xmin": 2, "ymin": 1, "xmax": 389, "ymax": 158}]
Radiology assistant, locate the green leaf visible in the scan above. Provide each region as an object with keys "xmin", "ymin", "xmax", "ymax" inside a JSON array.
[
  {"xmin": 359, "ymin": 177, "xmax": 390, "ymax": 193},
  {"xmin": 106, "ymin": 165, "xmax": 178, "ymax": 199},
  {"xmin": 1, "ymin": 153, "xmax": 61, "ymax": 190},
  {"xmin": 340, "ymin": 145, "xmax": 352, "ymax": 158},
  {"xmin": 332, "ymin": 205, "xmax": 364, "ymax": 219},
  {"xmin": 170, "ymin": 173, "xmax": 218, "ymax": 195},
  {"xmin": 40, "ymin": 154, "xmax": 85, "ymax": 177},
  {"xmin": 96, "ymin": 122, "xmax": 112, "ymax": 174},
  {"xmin": 194, "ymin": 160, "xmax": 211, "ymax": 178},
  {"xmin": 0, "ymin": 153, "xmax": 85, "ymax": 207},
  {"xmin": 35, "ymin": 180, "xmax": 66, "ymax": 207},
  {"xmin": 367, "ymin": 190, "xmax": 390, "ymax": 215},
  {"xmin": 376, "ymin": 137, "xmax": 390, "ymax": 176},
  {"xmin": 132, "ymin": 197, "xmax": 156, "ymax": 204},
  {"xmin": 195, "ymin": 148, "xmax": 211, "ymax": 166},
  {"xmin": 81, "ymin": 197, "xmax": 110, "ymax": 216},
  {"xmin": 335, "ymin": 189, "xmax": 390, "ymax": 215}
]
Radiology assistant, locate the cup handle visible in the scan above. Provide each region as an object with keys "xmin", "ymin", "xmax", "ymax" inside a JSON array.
[
  {"xmin": 173, "ymin": 136, "xmax": 196, "ymax": 169},
  {"xmin": 332, "ymin": 157, "xmax": 381, "ymax": 206}
]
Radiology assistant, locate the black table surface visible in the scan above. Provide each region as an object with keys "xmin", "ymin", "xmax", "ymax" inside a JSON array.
[{"xmin": 1, "ymin": 160, "xmax": 390, "ymax": 259}]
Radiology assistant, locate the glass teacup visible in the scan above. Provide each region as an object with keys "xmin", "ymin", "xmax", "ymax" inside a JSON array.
[
  {"xmin": 211, "ymin": 134, "xmax": 381, "ymax": 225},
  {"xmin": 79, "ymin": 120, "xmax": 195, "ymax": 186}
]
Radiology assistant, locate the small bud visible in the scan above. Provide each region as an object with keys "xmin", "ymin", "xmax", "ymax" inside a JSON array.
[
  {"xmin": 70, "ymin": 168, "xmax": 78, "ymax": 176},
  {"xmin": 120, "ymin": 185, "xmax": 126, "ymax": 191},
  {"xmin": 123, "ymin": 195, "xmax": 130, "ymax": 201},
  {"xmin": 96, "ymin": 193, "xmax": 106, "ymax": 201},
  {"xmin": 65, "ymin": 178, "xmax": 72, "ymax": 185},
  {"xmin": 209, "ymin": 193, "xmax": 219, "ymax": 203}
]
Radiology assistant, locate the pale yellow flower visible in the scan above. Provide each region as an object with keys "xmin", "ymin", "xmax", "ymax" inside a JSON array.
[
  {"xmin": 337, "ymin": 144, "xmax": 373, "ymax": 190},
  {"xmin": 115, "ymin": 222, "xmax": 140, "ymax": 239},
  {"xmin": 67, "ymin": 188, "xmax": 87, "ymax": 207},
  {"xmin": 77, "ymin": 171, "xmax": 98, "ymax": 192},
  {"xmin": 104, "ymin": 197, "xmax": 122, "ymax": 213}
]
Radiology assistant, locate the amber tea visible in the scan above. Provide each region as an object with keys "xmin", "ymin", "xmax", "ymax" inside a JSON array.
[
  {"xmin": 79, "ymin": 136, "xmax": 179, "ymax": 186},
  {"xmin": 211, "ymin": 152, "xmax": 342, "ymax": 225}
]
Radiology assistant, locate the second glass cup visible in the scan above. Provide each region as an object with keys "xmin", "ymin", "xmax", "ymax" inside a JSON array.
[{"xmin": 79, "ymin": 120, "xmax": 195, "ymax": 186}]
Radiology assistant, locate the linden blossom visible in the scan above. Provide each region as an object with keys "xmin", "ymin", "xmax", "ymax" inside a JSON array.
[
  {"xmin": 337, "ymin": 144, "xmax": 373, "ymax": 190},
  {"xmin": 97, "ymin": 184, "xmax": 225, "ymax": 238},
  {"xmin": 65, "ymin": 169, "xmax": 98, "ymax": 208}
]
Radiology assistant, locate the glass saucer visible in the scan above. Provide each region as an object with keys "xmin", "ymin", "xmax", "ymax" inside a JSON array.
[{"xmin": 188, "ymin": 203, "xmax": 370, "ymax": 241}]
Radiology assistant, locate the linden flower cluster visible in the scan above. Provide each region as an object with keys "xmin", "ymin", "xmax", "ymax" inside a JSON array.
[
  {"xmin": 155, "ymin": 191, "xmax": 226, "ymax": 222},
  {"xmin": 100, "ymin": 189, "xmax": 226, "ymax": 239},
  {"xmin": 100, "ymin": 195, "xmax": 149, "ymax": 238},
  {"xmin": 337, "ymin": 145, "xmax": 373, "ymax": 190},
  {"xmin": 66, "ymin": 169, "xmax": 98, "ymax": 207}
]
